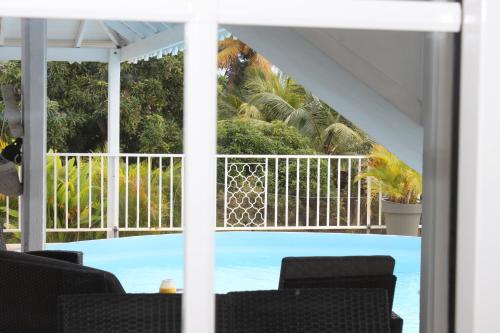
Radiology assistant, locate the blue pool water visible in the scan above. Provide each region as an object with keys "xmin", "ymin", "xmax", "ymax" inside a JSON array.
[{"xmin": 50, "ymin": 232, "xmax": 421, "ymax": 332}]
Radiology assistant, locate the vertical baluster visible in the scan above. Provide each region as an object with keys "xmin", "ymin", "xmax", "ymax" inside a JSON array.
[
  {"xmin": 88, "ymin": 156, "xmax": 92, "ymax": 228},
  {"xmin": 264, "ymin": 158, "xmax": 269, "ymax": 227},
  {"xmin": 326, "ymin": 158, "xmax": 331, "ymax": 227},
  {"xmin": 379, "ymin": 185, "xmax": 383, "ymax": 226},
  {"xmin": 159, "ymin": 157, "xmax": 163, "ymax": 228},
  {"xmin": 306, "ymin": 158, "xmax": 310, "ymax": 226},
  {"xmin": 100, "ymin": 156, "xmax": 104, "ymax": 229},
  {"xmin": 367, "ymin": 175, "xmax": 372, "ymax": 234},
  {"xmin": 316, "ymin": 158, "xmax": 321, "ymax": 226},
  {"xmin": 224, "ymin": 157, "xmax": 228, "ymax": 228},
  {"xmin": 337, "ymin": 158, "xmax": 341, "ymax": 226},
  {"xmin": 274, "ymin": 157, "xmax": 279, "ymax": 227},
  {"xmin": 77, "ymin": 156, "xmax": 80, "ymax": 229},
  {"xmin": 125, "ymin": 156, "xmax": 129, "ymax": 229},
  {"xmin": 6, "ymin": 196, "xmax": 9, "ymax": 228},
  {"xmin": 65, "ymin": 156, "xmax": 69, "ymax": 229},
  {"xmin": 296, "ymin": 158, "xmax": 300, "ymax": 227},
  {"xmin": 285, "ymin": 157, "xmax": 289, "ymax": 227},
  {"xmin": 147, "ymin": 156, "xmax": 151, "ymax": 229},
  {"xmin": 136, "ymin": 157, "xmax": 140, "ymax": 229},
  {"xmin": 170, "ymin": 156, "xmax": 174, "ymax": 229},
  {"xmin": 54, "ymin": 155, "xmax": 57, "ymax": 229},
  {"xmin": 347, "ymin": 158, "xmax": 352, "ymax": 226},
  {"xmin": 18, "ymin": 167, "xmax": 21, "ymax": 231},
  {"xmin": 357, "ymin": 158, "xmax": 362, "ymax": 226}
]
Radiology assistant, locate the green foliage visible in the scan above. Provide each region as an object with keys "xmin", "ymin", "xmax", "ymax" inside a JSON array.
[
  {"xmin": 1, "ymin": 55, "xmax": 185, "ymax": 154},
  {"xmin": 48, "ymin": 62, "xmax": 108, "ymax": 152},
  {"xmin": 138, "ymin": 114, "xmax": 170, "ymax": 153},
  {"xmin": 137, "ymin": 115, "xmax": 183, "ymax": 154},
  {"xmin": 356, "ymin": 145, "xmax": 422, "ymax": 204},
  {"xmin": 218, "ymin": 69, "xmax": 373, "ymax": 155},
  {"xmin": 41, "ymin": 152, "xmax": 183, "ymax": 242},
  {"xmin": 122, "ymin": 54, "xmax": 184, "ymax": 125},
  {"xmin": 217, "ymin": 118, "xmax": 314, "ymax": 155},
  {"xmin": 0, "ymin": 61, "xmax": 21, "ymax": 87}
]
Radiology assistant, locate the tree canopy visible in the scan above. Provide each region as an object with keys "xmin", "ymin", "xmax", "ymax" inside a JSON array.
[{"xmin": 0, "ymin": 39, "xmax": 373, "ymax": 156}]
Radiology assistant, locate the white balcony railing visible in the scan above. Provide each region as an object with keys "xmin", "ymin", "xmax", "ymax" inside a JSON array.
[{"xmin": 1, "ymin": 153, "xmax": 386, "ymax": 237}]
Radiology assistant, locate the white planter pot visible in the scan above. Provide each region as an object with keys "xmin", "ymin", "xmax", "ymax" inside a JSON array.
[{"xmin": 381, "ymin": 200, "xmax": 422, "ymax": 236}]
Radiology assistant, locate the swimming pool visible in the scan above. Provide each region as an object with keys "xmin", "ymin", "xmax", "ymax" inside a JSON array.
[{"xmin": 50, "ymin": 232, "xmax": 421, "ymax": 332}]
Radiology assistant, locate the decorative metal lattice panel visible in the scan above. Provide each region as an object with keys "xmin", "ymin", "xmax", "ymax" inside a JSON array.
[{"xmin": 225, "ymin": 162, "xmax": 267, "ymax": 227}]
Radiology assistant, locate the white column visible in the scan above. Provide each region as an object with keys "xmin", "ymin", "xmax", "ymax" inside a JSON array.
[
  {"xmin": 21, "ymin": 19, "xmax": 47, "ymax": 251},
  {"xmin": 182, "ymin": 0, "xmax": 218, "ymax": 332},
  {"xmin": 107, "ymin": 49, "xmax": 120, "ymax": 238},
  {"xmin": 456, "ymin": 0, "xmax": 500, "ymax": 332}
]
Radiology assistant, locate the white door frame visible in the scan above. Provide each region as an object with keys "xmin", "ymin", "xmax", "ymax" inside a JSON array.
[
  {"xmin": 456, "ymin": 0, "xmax": 500, "ymax": 332},
  {"xmin": 2, "ymin": 1, "xmax": 487, "ymax": 333}
]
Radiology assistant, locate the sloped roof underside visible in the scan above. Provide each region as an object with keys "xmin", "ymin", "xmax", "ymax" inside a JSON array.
[{"xmin": 0, "ymin": 18, "xmax": 424, "ymax": 171}]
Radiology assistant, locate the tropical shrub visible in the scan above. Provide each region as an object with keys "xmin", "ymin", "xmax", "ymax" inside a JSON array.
[
  {"xmin": 44, "ymin": 152, "xmax": 183, "ymax": 242},
  {"xmin": 356, "ymin": 145, "xmax": 422, "ymax": 204}
]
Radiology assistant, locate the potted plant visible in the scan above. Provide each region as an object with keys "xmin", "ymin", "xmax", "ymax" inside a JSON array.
[{"xmin": 357, "ymin": 145, "xmax": 422, "ymax": 236}]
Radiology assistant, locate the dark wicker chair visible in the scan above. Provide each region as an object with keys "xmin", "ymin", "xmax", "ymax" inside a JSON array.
[
  {"xmin": 278, "ymin": 256, "xmax": 403, "ymax": 333},
  {"xmin": 1, "ymin": 218, "xmax": 83, "ymax": 264},
  {"xmin": 58, "ymin": 289, "xmax": 391, "ymax": 333},
  {"xmin": 0, "ymin": 246, "xmax": 124, "ymax": 332}
]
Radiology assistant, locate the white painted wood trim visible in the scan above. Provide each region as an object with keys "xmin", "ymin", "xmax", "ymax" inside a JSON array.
[
  {"xmin": 183, "ymin": 2, "xmax": 218, "ymax": 332},
  {"xmin": 74, "ymin": 20, "xmax": 87, "ymax": 48},
  {"xmin": 0, "ymin": 0, "xmax": 461, "ymax": 32},
  {"xmin": 99, "ymin": 21, "xmax": 121, "ymax": 47},
  {"xmin": 218, "ymin": 0, "xmax": 461, "ymax": 32},
  {"xmin": 1, "ymin": 39, "xmax": 116, "ymax": 48},
  {"xmin": 120, "ymin": 25, "xmax": 184, "ymax": 62},
  {"xmin": 106, "ymin": 50, "xmax": 121, "ymax": 238},
  {"xmin": 456, "ymin": 0, "xmax": 500, "ymax": 332},
  {"xmin": 0, "ymin": 0, "xmax": 190, "ymax": 23},
  {"xmin": 20, "ymin": 18, "xmax": 47, "ymax": 251},
  {"xmin": 0, "ymin": 47, "xmax": 109, "ymax": 62}
]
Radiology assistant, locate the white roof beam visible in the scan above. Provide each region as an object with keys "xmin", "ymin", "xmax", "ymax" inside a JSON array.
[
  {"xmin": 2, "ymin": 38, "xmax": 115, "ymax": 48},
  {"xmin": 0, "ymin": 1, "xmax": 460, "ymax": 32},
  {"xmin": 120, "ymin": 24, "xmax": 183, "ymax": 62},
  {"xmin": 0, "ymin": 0, "xmax": 190, "ymax": 23},
  {"xmin": 143, "ymin": 22, "xmax": 160, "ymax": 33},
  {"xmin": 74, "ymin": 20, "xmax": 87, "ymax": 48},
  {"xmin": 219, "ymin": 0, "xmax": 461, "ymax": 32},
  {"xmin": 122, "ymin": 22, "xmax": 155, "ymax": 39},
  {"xmin": 104, "ymin": 21, "xmax": 141, "ymax": 43},
  {"xmin": 0, "ymin": 46, "xmax": 109, "ymax": 62},
  {"xmin": 99, "ymin": 21, "xmax": 121, "ymax": 47}
]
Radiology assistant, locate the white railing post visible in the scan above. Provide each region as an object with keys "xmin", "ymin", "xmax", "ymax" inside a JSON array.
[
  {"xmin": 264, "ymin": 158, "xmax": 269, "ymax": 226},
  {"xmin": 366, "ymin": 176, "xmax": 372, "ymax": 234},
  {"xmin": 106, "ymin": 49, "xmax": 120, "ymax": 238},
  {"xmin": 223, "ymin": 157, "xmax": 228, "ymax": 228}
]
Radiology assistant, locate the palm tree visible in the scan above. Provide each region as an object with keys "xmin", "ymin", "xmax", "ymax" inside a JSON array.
[
  {"xmin": 242, "ymin": 69, "xmax": 372, "ymax": 155},
  {"xmin": 218, "ymin": 86, "xmax": 264, "ymax": 121},
  {"xmin": 218, "ymin": 38, "xmax": 271, "ymax": 86}
]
